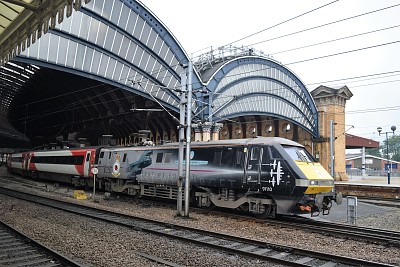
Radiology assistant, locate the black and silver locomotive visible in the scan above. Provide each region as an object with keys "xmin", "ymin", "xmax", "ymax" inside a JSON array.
[{"xmin": 95, "ymin": 137, "xmax": 342, "ymax": 218}]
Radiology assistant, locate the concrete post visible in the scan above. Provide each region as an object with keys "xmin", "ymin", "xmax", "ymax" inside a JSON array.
[
  {"xmin": 202, "ymin": 122, "xmax": 212, "ymax": 141},
  {"xmin": 192, "ymin": 123, "xmax": 202, "ymax": 142},
  {"xmin": 212, "ymin": 123, "xmax": 223, "ymax": 141}
]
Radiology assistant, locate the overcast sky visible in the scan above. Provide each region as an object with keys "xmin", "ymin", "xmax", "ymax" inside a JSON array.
[{"xmin": 141, "ymin": 0, "xmax": 400, "ymax": 145}]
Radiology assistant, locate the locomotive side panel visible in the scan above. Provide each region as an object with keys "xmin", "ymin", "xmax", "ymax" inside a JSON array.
[
  {"xmin": 96, "ymin": 148, "xmax": 154, "ymax": 180},
  {"xmin": 246, "ymin": 145, "xmax": 297, "ymax": 197},
  {"xmin": 136, "ymin": 147, "xmax": 245, "ymax": 189}
]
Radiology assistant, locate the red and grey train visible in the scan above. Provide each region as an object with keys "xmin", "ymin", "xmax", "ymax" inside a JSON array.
[{"xmin": 7, "ymin": 137, "xmax": 342, "ymax": 218}]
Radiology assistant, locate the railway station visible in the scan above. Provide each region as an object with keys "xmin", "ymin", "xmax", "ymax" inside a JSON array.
[
  {"xmin": 0, "ymin": 1, "xmax": 399, "ymax": 266},
  {"xmin": 0, "ymin": 0, "xmax": 363, "ymax": 181}
]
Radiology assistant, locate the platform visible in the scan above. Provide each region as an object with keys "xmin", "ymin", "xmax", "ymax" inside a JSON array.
[
  {"xmin": 336, "ymin": 175, "xmax": 400, "ymax": 187},
  {"xmin": 334, "ymin": 175, "xmax": 400, "ymax": 200}
]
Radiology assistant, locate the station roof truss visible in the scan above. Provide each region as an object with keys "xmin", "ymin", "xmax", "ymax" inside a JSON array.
[
  {"xmin": 0, "ymin": 0, "xmax": 91, "ymax": 66},
  {"xmin": 0, "ymin": 0, "xmax": 204, "ymax": 146},
  {"xmin": 13, "ymin": 0, "xmax": 202, "ymax": 113},
  {"xmin": 1, "ymin": 0, "xmax": 320, "ymax": 147},
  {"xmin": 195, "ymin": 48, "xmax": 319, "ymax": 137}
]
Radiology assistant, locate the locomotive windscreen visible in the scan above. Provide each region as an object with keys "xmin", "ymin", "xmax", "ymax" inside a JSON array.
[{"xmin": 283, "ymin": 146, "xmax": 315, "ymax": 163}]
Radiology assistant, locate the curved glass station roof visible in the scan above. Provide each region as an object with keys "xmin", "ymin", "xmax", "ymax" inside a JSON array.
[
  {"xmin": 196, "ymin": 52, "xmax": 318, "ymax": 136},
  {"xmin": 0, "ymin": 0, "xmax": 319, "ymax": 147}
]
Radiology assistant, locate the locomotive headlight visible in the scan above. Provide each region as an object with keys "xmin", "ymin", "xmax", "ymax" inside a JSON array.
[{"xmin": 309, "ymin": 180, "xmax": 334, "ymax": 186}]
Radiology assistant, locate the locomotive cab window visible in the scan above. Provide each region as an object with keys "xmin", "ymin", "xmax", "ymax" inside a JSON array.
[
  {"xmin": 99, "ymin": 152, "xmax": 104, "ymax": 158},
  {"xmin": 284, "ymin": 146, "xmax": 314, "ymax": 162},
  {"xmin": 250, "ymin": 147, "xmax": 260, "ymax": 160},
  {"xmin": 123, "ymin": 153, "xmax": 127, "ymax": 162},
  {"xmin": 235, "ymin": 150, "xmax": 243, "ymax": 167},
  {"xmin": 270, "ymin": 146, "xmax": 282, "ymax": 159},
  {"xmin": 262, "ymin": 146, "xmax": 272, "ymax": 163}
]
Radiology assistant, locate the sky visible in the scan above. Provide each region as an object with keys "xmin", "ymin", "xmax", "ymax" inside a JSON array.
[{"xmin": 141, "ymin": 0, "xmax": 400, "ymax": 146}]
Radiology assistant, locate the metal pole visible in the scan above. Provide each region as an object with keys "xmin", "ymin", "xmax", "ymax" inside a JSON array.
[
  {"xmin": 361, "ymin": 147, "xmax": 366, "ymax": 179},
  {"xmin": 177, "ymin": 67, "xmax": 187, "ymax": 216},
  {"xmin": 184, "ymin": 61, "xmax": 193, "ymax": 217},
  {"xmin": 93, "ymin": 174, "xmax": 96, "ymax": 200},
  {"xmin": 330, "ymin": 120, "xmax": 335, "ymax": 178},
  {"xmin": 386, "ymin": 132, "xmax": 390, "ymax": 185}
]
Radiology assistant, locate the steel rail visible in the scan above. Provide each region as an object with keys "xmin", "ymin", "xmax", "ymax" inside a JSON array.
[
  {"xmin": 274, "ymin": 215, "xmax": 400, "ymax": 246},
  {"xmin": 0, "ymin": 187, "xmax": 396, "ymax": 267},
  {"xmin": 0, "ymin": 219, "xmax": 86, "ymax": 267}
]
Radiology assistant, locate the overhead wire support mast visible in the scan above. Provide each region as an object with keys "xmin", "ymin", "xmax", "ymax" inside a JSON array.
[
  {"xmin": 184, "ymin": 61, "xmax": 194, "ymax": 217},
  {"xmin": 177, "ymin": 66, "xmax": 187, "ymax": 217}
]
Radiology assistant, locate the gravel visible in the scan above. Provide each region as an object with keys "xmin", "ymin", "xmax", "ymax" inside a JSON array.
[{"xmin": 0, "ymin": 167, "xmax": 399, "ymax": 266}]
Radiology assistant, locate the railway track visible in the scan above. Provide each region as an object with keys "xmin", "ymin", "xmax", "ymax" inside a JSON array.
[
  {"xmin": 0, "ymin": 187, "xmax": 396, "ymax": 267},
  {"xmin": 177, "ymin": 199, "xmax": 400, "ymax": 246},
  {"xmin": 277, "ymin": 215, "xmax": 400, "ymax": 246},
  {"xmin": 0, "ymin": 219, "xmax": 85, "ymax": 267},
  {"xmin": 179, "ymin": 198, "xmax": 400, "ymax": 246}
]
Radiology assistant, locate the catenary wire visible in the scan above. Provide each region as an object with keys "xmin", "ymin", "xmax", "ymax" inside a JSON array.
[
  {"xmin": 192, "ymin": 0, "xmax": 340, "ymax": 54},
  {"xmin": 246, "ymin": 3, "xmax": 400, "ymax": 48},
  {"xmin": 270, "ymin": 24, "xmax": 400, "ymax": 55}
]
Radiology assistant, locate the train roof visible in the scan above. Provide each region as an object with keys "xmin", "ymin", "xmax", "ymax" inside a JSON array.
[
  {"xmin": 100, "ymin": 137, "xmax": 304, "ymax": 152},
  {"xmin": 9, "ymin": 137, "xmax": 304, "ymax": 154},
  {"xmin": 178, "ymin": 137, "xmax": 304, "ymax": 148}
]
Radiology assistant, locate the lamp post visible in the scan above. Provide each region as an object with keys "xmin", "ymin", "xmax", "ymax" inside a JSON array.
[{"xmin": 377, "ymin": 126, "xmax": 396, "ymax": 184}]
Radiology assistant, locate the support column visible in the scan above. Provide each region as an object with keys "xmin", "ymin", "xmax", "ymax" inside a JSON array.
[
  {"xmin": 202, "ymin": 122, "xmax": 212, "ymax": 141},
  {"xmin": 212, "ymin": 123, "xmax": 223, "ymax": 141},
  {"xmin": 311, "ymin": 85, "xmax": 353, "ymax": 181},
  {"xmin": 192, "ymin": 123, "xmax": 202, "ymax": 142}
]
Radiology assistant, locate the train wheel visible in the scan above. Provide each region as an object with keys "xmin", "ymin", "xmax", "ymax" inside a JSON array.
[
  {"xmin": 255, "ymin": 204, "xmax": 276, "ymax": 219},
  {"xmin": 194, "ymin": 191, "xmax": 215, "ymax": 210}
]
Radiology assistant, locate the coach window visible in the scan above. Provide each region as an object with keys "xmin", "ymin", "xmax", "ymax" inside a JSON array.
[
  {"xmin": 156, "ymin": 153, "xmax": 163, "ymax": 163},
  {"xmin": 99, "ymin": 152, "xmax": 104, "ymax": 158},
  {"xmin": 214, "ymin": 150, "xmax": 222, "ymax": 166},
  {"xmin": 75, "ymin": 156, "xmax": 84, "ymax": 165},
  {"xmin": 221, "ymin": 148, "xmax": 234, "ymax": 167},
  {"xmin": 86, "ymin": 153, "xmax": 91, "ymax": 162},
  {"xmin": 164, "ymin": 153, "xmax": 171, "ymax": 163}
]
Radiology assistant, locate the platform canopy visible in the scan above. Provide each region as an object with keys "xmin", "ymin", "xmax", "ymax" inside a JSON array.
[{"xmin": 345, "ymin": 133, "xmax": 379, "ymax": 149}]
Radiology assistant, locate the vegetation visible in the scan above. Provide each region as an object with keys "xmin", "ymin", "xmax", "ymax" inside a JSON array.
[{"xmin": 368, "ymin": 135, "xmax": 400, "ymax": 162}]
